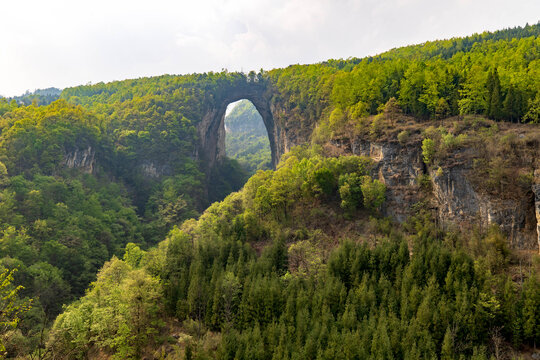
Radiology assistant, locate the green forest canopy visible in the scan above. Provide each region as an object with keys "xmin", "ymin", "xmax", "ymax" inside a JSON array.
[
  {"xmin": 0, "ymin": 23, "xmax": 538, "ymax": 359},
  {"xmin": 49, "ymin": 150, "xmax": 539, "ymax": 359}
]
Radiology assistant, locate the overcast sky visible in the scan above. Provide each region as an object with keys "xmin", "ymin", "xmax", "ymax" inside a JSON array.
[{"xmin": 0, "ymin": 0, "xmax": 538, "ymax": 96}]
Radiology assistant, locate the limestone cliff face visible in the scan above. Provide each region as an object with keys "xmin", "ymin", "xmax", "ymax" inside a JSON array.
[
  {"xmin": 140, "ymin": 161, "xmax": 172, "ymax": 178},
  {"xmin": 62, "ymin": 146, "xmax": 95, "ymax": 174},
  {"xmin": 330, "ymin": 136, "xmax": 539, "ymax": 251},
  {"xmin": 331, "ymin": 137, "xmax": 424, "ymax": 222},
  {"xmin": 533, "ymin": 170, "xmax": 540, "ymax": 250},
  {"xmin": 431, "ymin": 167, "xmax": 536, "ymax": 249},
  {"xmin": 197, "ymin": 106, "xmax": 228, "ymax": 169}
]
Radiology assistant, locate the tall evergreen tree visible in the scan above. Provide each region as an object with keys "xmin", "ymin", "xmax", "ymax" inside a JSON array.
[
  {"xmin": 486, "ymin": 69, "xmax": 503, "ymax": 121},
  {"xmin": 503, "ymin": 85, "xmax": 523, "ymax": 122}
]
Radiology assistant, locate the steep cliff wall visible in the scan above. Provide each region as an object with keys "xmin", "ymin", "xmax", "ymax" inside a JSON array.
[
  {"xmin": 534, "ymin": 170, "xmax": 540, "ymax": 250},
  {"xmin": 431, "ymin": 166, "xmax": 537, "ymax": 249},
  {"xmin": 329, "ymin": 121, "xmax": 540, "ymax": 252},
  {"xmin": 195, "ymin": 83, "xmax": 540, "ymax": 251}
]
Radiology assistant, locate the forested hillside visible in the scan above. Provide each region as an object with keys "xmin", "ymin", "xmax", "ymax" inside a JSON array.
[
  {"xmin": 1, "ymin": 88, "xmax": 61, "ymax": 107},
  {"xmin": 266, "ymin": 23, "xmax": 540, "ymax": 148},
  {"xmin": 0, "ymin": 75, "xmax": 252, "ymax": 355},
  {"xmin": 0, "ymin": 23, "xmax": 538, "ymax": 359},
  {"xmin": 225, "ymin": 100, "xmax": 272, "ymax": 174},
  {"xmin": 48, "ymin": 147, "xmax": 539, "ymax": 359}
]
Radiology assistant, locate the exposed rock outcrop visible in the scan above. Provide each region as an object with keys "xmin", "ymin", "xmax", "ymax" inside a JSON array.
[
  {"xmin": 331, "ymin": 137, "xmax": 424, "ymax": 222},
  {"xmin": 62, "ymin": 146, "xmax": 95, "ymax": 174},
  {"xmin": 330, "ymin": 136, "xmax": 539, "ymax": 251},
  {"xmin": 140, "ymin": 161, "xmax": 171, "ymax": 178},
  {"xmin": 431, "ymin": 167, "xmax": 536, "ymax": 249},
  {"xmin": 533, "ymin": 169, "xmax": 540, "ymax": 251}
]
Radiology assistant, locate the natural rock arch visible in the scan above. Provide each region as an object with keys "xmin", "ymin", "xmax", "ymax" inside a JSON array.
[{"xmin": 196, "ymin": 80, "xmax": 281, "ymax": 170}]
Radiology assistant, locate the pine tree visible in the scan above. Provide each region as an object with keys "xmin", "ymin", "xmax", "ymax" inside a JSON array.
[
  {"xmin": 435, "ymin": 98, "xmax": 450, "ymax": 120},
  {"xmin": 340, "ymin": 303, "xmax": 357, "ymax": 330},
  {"xmin": 383, "ymin": 97, "xmax": 403, "ymax": 126},
  {"xmin": 522, "ymin": 275, "xmax": 539, "ymax": 345},
  {"xmin": 441, "ymin": 327, "xmax": 454, "ymax": 360},
  {"xmin": 503, "ymin": 85, "xmax": 523, "ymax": 122},
  {"xmin": 523, "ymin": 92, "xmax": 540, "ymax": 123},
  {"xmin": 187, "ymin": 262, "xmax": 207, "ymax": 321},
  {"xmin": 185, "ymin": 343, "xmax": 193, "ymax": 360},
  {"xmin": 490, "ymin": 84, "xmax": 503, "ymax": 121},
  {"xmin": 370, "ymin": 312, "xmax": 394, "ymax": 359},
  {"xmin": 486, "ymin": 69, "xmax": 503, "ymax": 120}
]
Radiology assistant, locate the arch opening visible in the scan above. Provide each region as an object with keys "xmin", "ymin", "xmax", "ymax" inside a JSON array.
[
  {"xmin": 224, "ymin": 99, "xmax": 272, "ymax": 174},
  {"xmin": 197, "ymin": 81, "xmax": 279, "ymax": 172}
]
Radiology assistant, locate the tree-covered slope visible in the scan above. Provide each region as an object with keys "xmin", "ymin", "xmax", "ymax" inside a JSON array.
[
  {"xmin": 0, "ymin": 23, "xmax": 539, "ymax": 359},
  {"xmin": 0, "ymin": 75, "xmax": 252, "ymax": 355},
  {"xmin": 47, "ymin": 146, "xmax": 539, "ymax": 359},
  {"xmin": 0, "ymin": 101, "xmax": 146, "ymax": 354},
  {"xmin": 266, "ymin": 23, "xmax": 540, "ymax": 149}
]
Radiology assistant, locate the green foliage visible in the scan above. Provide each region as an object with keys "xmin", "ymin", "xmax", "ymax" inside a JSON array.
[
  {"xmin": 383, "ymin": 97, "xmax": 403, "ymax": 126},
  {"xmin": 523, "ymin": 92, "xmax": 540, "ymax": 123},
  {"xmin": 0, "ymin": 99, "xmax": 19, "ymax": 117},
  {"xmin": 287, "ymin": 240, "xmax": 324, "ymax": 278},
  {"xmin": 360, "ymin": 176, "xmax": 386, "ymax": 211},
  {"xmin": 397, "ymin": 130, "xmax": 410, "ymax": 145},
  {"xmin": 486, "ymin": 68, "xmax": 503, "ymax": 121},
  {"xmin": 0, "ymin": 101, "xmax": 156, "ymax": 356},
  {"xmin": 1, "ymin": 23, "xmax": 539, "ymax": 359},
  {"xmin": 208, "ymin": 158, "xmax": 249, "ymax": 204},
  {"xmin": 370, "ymin": 115, "xmax": 385, "ymax": 138},
  {"xmin": 338, "ymin": 173, "xmax": 363, "ymax": 215},
  {"xmin": 268, "ymin": 23, "xmax": 540, "ymax": 128},
  {"xmin": 0, "ymin": 172, "xmax": 143, "ymax": 298},
  {"xmin": 60, "ymin": 71, "xmax": 260, "ymax": 225},
  {"xmin": 124, "ymin": 199, "xmax": 537, "ymax": 359},
  {"xmin": 0, "ymin": 268, "xmax": 31, "ymax": 356},
  {"xmin": 503, "ymin": 85, "xmax": 525, "ymax": 122},
  {"xmin": 421, "ymin": 138, "xmax": 436, "ymax": 164},
  {"xmin": 420, "ymin": 126, "xmax": 470, "ymax": 170},
  {"xmin": 0, "ymin": 101, "xmax": 100, "ymax": 176},
  {"xmin": 312, "ymin": 167, "xmax": 336, "ymax": 196},
  {"xmin": 45, "ymin": 144, "xmax": 540, "ymax": 360},
  {"xmin": 47, "ymin": 257, "xmax": 163, "ymax": 359},
  {"xmin": 123, "ymin": 243, "xmax": 145, "ymax": 268},
  {"xmin": 435, "ymin": 98, "xmax": 450, "ymax": 120}
]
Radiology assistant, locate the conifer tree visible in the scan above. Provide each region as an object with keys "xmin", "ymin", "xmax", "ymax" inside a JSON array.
[
  {"xmin": 503, "ymin": 85, "xmax": 523, "ymax": 122},
  {"xmin": 486, "ymin": 69, "xmax": 503, "ymax": 120},
  {"xmin": 441, "ymin": 327, "xmax": 455, "ymax": 360}
]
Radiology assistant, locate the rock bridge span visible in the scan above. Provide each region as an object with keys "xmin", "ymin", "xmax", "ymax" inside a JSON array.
[{"xmin": 196, "ymin": 80, "xmax": 283, "ymax": 169}]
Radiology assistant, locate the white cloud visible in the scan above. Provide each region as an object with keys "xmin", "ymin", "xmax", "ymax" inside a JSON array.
[{"xmin": 0, "ymin": 0, "xmax": 538, "ymax": 96}]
